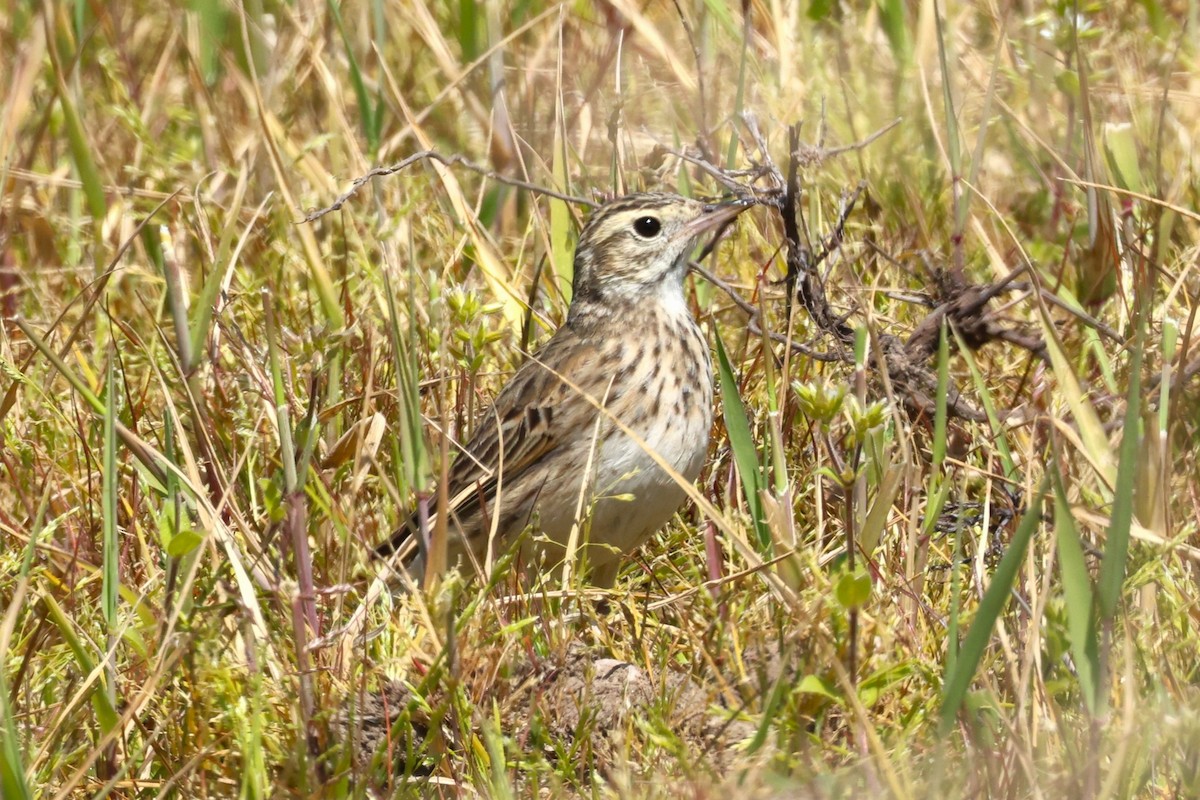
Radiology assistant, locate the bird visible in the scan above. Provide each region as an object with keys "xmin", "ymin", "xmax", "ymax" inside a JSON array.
[{"xmin": 375, "ymin": 192, "xmax": 750, "ymax": 587}]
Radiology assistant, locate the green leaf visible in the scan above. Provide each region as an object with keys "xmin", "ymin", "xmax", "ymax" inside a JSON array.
[
  {"xmin": 713, "ymin": 328, "xmax": 769, "ymax": 549},
  {"xmin": 44, "ymin": 594, "xmax": 121, "ymax": 735},
  {"xmin": 952, "ymin": 326, "xmax": 1018, "ymax": 481},
  {"xmin": 192, "ymin": 174, "xmax": 250, "ymax": 360},
  {"xmin": 1053, "ymin": 466, "xmax": 1101, "ymax": 713},
  {"xmin": 858, "ymin": 662, "xmax": 915, "ymax": 706},
  {"xmin": 327, "ymin": 0, "xmax": 379, "ymax": 153},
  {"xmin": 0, "ymin": 523, "xmax": 39, "ymax": 800},
  {"xmin": 807, "ymin": 0, "xmax": 834, "ymax": 20},
  {"xmin": 385, "ymin": 271, "xmax": 432, "ymax": 498},
  {"xmin": 1097, "ymin": 293, "xmax": 1145, "ymax": 621},
  {"xmin": 56, "ymin": 80, "xmax": 107, "ymax": 227},
  {"xmin": 724, "ymin": 4, "xmax": 750, "ymax": 168},
  {"xmin": 835, "ymin": 568, "xmax": 872, "ymax": 610},
  {"xmin": 877, "ymin": 0, "xmax": 911, "ymax": 65},
  {"xmin": 121, "ymin": 625, "xmax": 149, "ymax": 662},
  {"xmin": 797, "ymin": 674, "xmax": 839, "ymax": 700},
  {"xmin": 1103, "ymin": 123, "xmax": 1147, "ymax": 195},
  {"xmin": 102, "ymin": 355, "xmax": 119, "ymax": 628},
  {"xmin": 166, "ymin": 529, "xmax": 204, "ymax": 559}
]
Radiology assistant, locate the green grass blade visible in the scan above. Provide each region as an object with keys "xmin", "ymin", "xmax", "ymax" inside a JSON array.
[
  {"xmin": 1097, "ymin": 304, "xmax": 1145, "ymax": 621},
  {"xmin": 193, "ymin": 0, "xmax": 228, "ymax": 83},
  {"xmin": 1158, "ymin": 318, "xmax": 1177, "ymax": 437},
  {"xmin": 877, "ymin": 0, "xmax": 911, "ymax": 65},
  {"xmin": 933, "ymin": 0, "xmax": 965, "ymax": 233},
  {"xmin": 1034, "ymin": 304, "xmax": 1115, "ymax": 489},
  {"xmin": 238, "ymin": 668, "xmax": 268, "ymax": 800},
  {"xmin": 932, "ymin": 321, "xmax": 950, "ymax": 474},
  {"xmin": 262, "ymin": 291, "xmax": 297, "ymax": 493},
  {"xmin": 0, "ymin": 682, "xmax": 31, "ymax": 800},
  {"xmin": 724, "ymin": 3, "xmax": 750, "ymax": 168},
  {"xmin": 952, "ymin": 325, "xmax": 1017, "ymax": 480},
  {"xmin": 939, "ymin": 476, "xmax": 1049, "ymax": 735},
  {"xmin": 384, "ymin": 269, "xmax": 431, "ymax": 499},
  {"xmin": 101, "ymin": 349, "xmax": 120, "ymax": 772},
  {"xmin": 457, "ymin": 0, "xmax": 479, "ymax": 61},
  {"xmin": 326, "ymin": 0, "xmax": 379, "ymax": 153},
  {"xmin": 45, "ymin": 20, "xmax": 106, "ymax": 229},
  {"xmin": 191, "ymin": 175, "xmax": 252, "ymax": 361},
  {"xmin": 14, "ymin": 318, "xmax": 104, "ymax": 414},
  {"xmin": 550, "ymin": 34, "xmax": 573, "ymax": 304},
  {"xmin": 1052, "ymin": 464, "xmax": 1100, "ymax": 713},
  {"xmin": 43, "ymin": 594, "xmax": 121, "ymax": 735},
  {"xmin": 102, "ymin": 353, "xmax": 119, "ymax": 631},
  {"xmin": 713, "ymin": 327, "xmax": 768, "ymax": 549},
  {"xmin": 0, "ymin": 515, "xmax": 41, "ymax": 800},
  {"xmin": 944, "ymin": 477, "xmax": 963, "ymax": 682}
]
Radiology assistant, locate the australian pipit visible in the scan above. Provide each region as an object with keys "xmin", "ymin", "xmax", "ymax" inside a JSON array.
[{"xmin": 376, "ymin": 192, "xmax": 749, "ymax": 586}]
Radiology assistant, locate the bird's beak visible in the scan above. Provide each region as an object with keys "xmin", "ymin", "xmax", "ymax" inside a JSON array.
[{"xmin": 679, "ymin": 197, "xmax": 755, "ymax": 240}]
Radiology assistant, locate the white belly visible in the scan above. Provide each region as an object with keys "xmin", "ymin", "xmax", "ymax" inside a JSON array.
[
  {"xmin": 590, "ymin": 412, "xmax": 709, "ymax": 547},
  {"xmin": 531, "ymin": 388, "xmax": 711, "ymax": 570}
]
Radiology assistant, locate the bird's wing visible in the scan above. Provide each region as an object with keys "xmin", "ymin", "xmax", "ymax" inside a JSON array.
[
  {"xmin": 374, "ymin": 326, "xmax": 614, "ymax": 558},
  {"xmin": 446, "ymin": 325, "xmax": 617, "ymax": 511}
]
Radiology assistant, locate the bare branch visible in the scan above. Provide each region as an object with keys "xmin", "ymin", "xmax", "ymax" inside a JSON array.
[
  {"xmin": 689, "ymin": 262, "xmax": 846, "ymax": 363},
  {"xmin": 302, "ymin": 151, "xmax": 597, "ymax": 223}
]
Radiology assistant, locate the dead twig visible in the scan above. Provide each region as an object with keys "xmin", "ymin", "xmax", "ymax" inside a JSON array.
[
  {"xmin": 302, "ymin": 151, "xmax": 597, "ymax": 223},
  {"xmin": 689, "ymin": 261, "xmax": 846, "ymax": 363}
]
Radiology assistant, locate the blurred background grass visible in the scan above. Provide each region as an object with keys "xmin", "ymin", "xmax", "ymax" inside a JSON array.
[{"xmin": 1, "ymin": 0, "xmax": 1199, "ymax": 796}]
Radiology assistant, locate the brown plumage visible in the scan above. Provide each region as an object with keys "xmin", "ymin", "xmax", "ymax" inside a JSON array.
[{"xmin": 376, "ymin": 192, "xmax": 749, "ymax": 586}]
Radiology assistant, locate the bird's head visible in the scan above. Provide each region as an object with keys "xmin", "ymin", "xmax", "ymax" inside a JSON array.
[{"xmin": 569, "ymin": 192, "xmax": 749, "ymax": 314}]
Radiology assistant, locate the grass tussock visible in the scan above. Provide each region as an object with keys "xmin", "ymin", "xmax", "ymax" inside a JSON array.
[{"xmin": 2, "ymin": 0, "xmax": 1199, "ymax": 797}]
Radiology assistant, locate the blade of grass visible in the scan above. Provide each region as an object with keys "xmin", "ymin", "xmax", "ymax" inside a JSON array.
[
  {"xmin": 383, "ymin": 268, "xmax": 435, "ymax": 580},
  {"xmin": 759, "ymin": 297, "xmax": 799, "ymax": 582},
  {"xmin": 919, "ymin": 323, "xmax": 954, "ymax": 552},
  {"xmin": 713, "ymin": 327, "xmax": 768, "ymax": 550},
  {"xmin": 1073, "ymin": 24, "xmax": 1120, "ymax": 307},
  {"xmin": 1097, "ymin": 293, "xmax": 1145, "ymax": 622},
  {"xmin": 939, "ymin": 476, "xmax": 1050, "ymax": 735},
  {"xmin": 858, "ymin": 462, "xmax": 903, "ymax": 556},
  {"xmin": 724, "ymin": 2, "xmax": 750, "ymax": 168},
  {"xmin": 950, "ymin": 324, "xmax": 1018, "ymax": 481},
  {"xmin": 878, "ymin": 0, "xmax": 912, "ymax": 65},
  {"xmin": 154, "ymin": 226, "xmax": 196, "ymax": 377},
  {"xmin": 0, "ymin": 497, "xmax": 45, "ymax": 800},
  {"xmin": 189, "ymin": 175, "xmax": 255, "ymax": 361},
  {"xmin": 327, "ymin": 0, "xmax": 381, "ymax": 154},
  {"xmin": 1031, "ymin": 304, "xmax": 1116, "ymax": 491},
  {"xmin": 192, "ymin": 0, "xmax": 227, "ymax": 83},
  {"xmin": 944, "ymin": 473, "xmax": 964, "ymax": 686},
  {"xmin": 0, "ymin": 676, "xmax": 30, "ymax": 799},
  {"xmin": 43, "ymin": 10, "xmax": 106, "ymax": 230},
  {"xmin": 550, "ymin": 16, "xmax": 573, "ymax": 304},
  {"xmin": 43, "ymin": 593, "xmax": 120, "ymax": 736},
  {"xmin": 263, "ymin": 291, "xmax": 317, "ymax": 641},
  {"xmin": 933, "ymin": 0, "xmax": 966, "ymax": 240},
  {"xmin": 101, "ymin": 347, "xmax": 119, "ymax": 768},
  {"xmin": 1052, "ymin": 460, "xmax": 1101, "ymax": 713}
]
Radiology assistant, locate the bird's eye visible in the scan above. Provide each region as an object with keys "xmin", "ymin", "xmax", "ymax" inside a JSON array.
[{"xmin": 632, "ymin": 216, "xmax": 662, "ymax": 238}]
